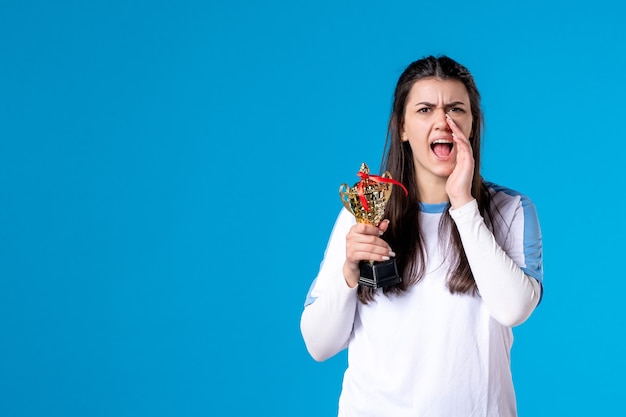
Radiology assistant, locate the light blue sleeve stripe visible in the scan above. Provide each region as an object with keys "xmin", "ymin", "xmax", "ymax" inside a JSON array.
[
  {"xmin": 486, "ymin": 182, "xmax": 544, "ymax": 303},
  {"xmin": 304, "ymin": 278, "xmax": 318, "ymax": 307},
  {"xmin": 485, "ymin": 182, "xmax": 544, "ymax": 283},
  {"xmin": 518, "ymin": 194, "xmax": 543, "ymax": 284}
]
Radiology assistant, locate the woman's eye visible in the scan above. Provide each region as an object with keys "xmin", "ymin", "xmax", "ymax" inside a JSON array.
[
  {"xmin": 417, "ymin": 108, "xmax": 430, "ymax": 113},
  {"xmin": 449, "ymin": 107, "xmax": 465, "ymax": 113}
]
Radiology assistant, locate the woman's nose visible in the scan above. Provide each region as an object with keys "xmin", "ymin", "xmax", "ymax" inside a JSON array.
[{"xmin": 434, "ymin": 109, "xmax": 450, "ymax": 130}]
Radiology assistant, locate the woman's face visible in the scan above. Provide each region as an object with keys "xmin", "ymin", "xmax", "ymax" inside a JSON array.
[{"xmin": 402, "ymin": 77, "xmax": 473, "ymax": 183}]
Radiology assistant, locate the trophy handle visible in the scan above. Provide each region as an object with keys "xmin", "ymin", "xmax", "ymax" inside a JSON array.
[{"xmin": 339, "ymin": 183, "xmax": 353, "ymax": 213}]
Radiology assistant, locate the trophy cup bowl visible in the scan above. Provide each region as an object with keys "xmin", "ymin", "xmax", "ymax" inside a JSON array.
[{"xmin": 339, "ymin": 163, "xmax": 403, "ymax": 289}]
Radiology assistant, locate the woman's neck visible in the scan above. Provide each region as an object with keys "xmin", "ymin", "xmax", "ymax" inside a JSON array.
[{"xmin": 417, "ymin": 177, "xmax": 449, "ymax": 204}]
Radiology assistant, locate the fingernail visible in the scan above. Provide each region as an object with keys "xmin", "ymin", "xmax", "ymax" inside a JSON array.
[
  {"xmin": 379, "ymin": 230, "xmax": 384, "ymax": 236},
  {"xmin": 389, "ymin": 250, "xmax": 396, "ymax": 257},
  {"xmin": 382, "ymin": 256, "xmax": 390, "ymax": 261}
]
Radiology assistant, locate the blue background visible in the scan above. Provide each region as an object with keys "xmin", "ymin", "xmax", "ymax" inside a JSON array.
[{"xmin": 1, "ymin": 0, "xmax": 624, "ymax": 415}]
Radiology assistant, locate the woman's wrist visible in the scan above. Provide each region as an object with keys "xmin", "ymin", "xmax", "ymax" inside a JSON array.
[
  {"xmin": 449, "ymin": 195, "xmax": 474, "ymax": 210},
  {"xmin": 343, "ymin": 262, "xmax": 359, "ymax": 288}
]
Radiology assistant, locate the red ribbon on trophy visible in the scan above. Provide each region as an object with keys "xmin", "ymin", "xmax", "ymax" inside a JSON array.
[{"xmin": 356, "ymin": 171, "xmax": 408, "ymax": 212}]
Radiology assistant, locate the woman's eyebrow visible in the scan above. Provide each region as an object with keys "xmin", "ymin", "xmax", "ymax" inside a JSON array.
[{"xmin": 413, "ymin": 100, "xmax": 467, "ymax": 107}]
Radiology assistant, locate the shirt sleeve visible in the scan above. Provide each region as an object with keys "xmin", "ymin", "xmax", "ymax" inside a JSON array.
[
  {"xmin": 449, "ymin": 199, "xmax": 543, "ymax": 327},
  {"xmin": 300, "ymin": 209, "xmax": 359, "ymax": 362}
]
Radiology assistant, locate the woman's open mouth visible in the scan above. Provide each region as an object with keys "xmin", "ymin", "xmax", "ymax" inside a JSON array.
[{"xmin": 431, "ymin": 139, "xmax": 453, "ymax": 158}]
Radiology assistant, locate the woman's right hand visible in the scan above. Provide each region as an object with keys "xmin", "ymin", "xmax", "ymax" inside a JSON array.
[{"xmin": 343, "ymin": 219, "xmax": 395, "ymax": 288}]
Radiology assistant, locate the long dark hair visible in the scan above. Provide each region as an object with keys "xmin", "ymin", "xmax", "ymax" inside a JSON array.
[{"xmin": 358, "ymin": 55, "xmax": 495, "ymax": 303}]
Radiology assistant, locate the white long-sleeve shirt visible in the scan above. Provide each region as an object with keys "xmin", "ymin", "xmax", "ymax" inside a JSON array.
[{"xmin": 300, "ymin": 183, "xmax": 543, "ymax": 417}]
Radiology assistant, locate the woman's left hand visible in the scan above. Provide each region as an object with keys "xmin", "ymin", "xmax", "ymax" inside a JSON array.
[{"xmin": 445, "ymin": 114, "xmax": 475, "ymax": 209}]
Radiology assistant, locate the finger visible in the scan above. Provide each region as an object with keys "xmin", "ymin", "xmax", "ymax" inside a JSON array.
[
  {"xmin": 445, "ymin": 114, "xmax": 472, "ymax": 148},
  {"xmin": 346, "ymin": 231, "xmax": 390, "ymax": 250},
  {"xmin": 354, "ymin": 245, "xmax": 396, "ymax": 259},
  {"xmin": 452, "ymin": 133, "xmax": 472, "ymax": 159},
  {"xmin": 378, "ymin": 219, "xmax": 390, "ymax": 235},
  {"xmin": 346, "ymin": 235, "xmax": 395, "ymax": 262},
  {"xmin": 348, "ymin": 247, "xmax": 396, "ymax": 263},
  {"xmin": 445, "ymin": 114, "xmax": 465, "ymax": 137},
  {"xmin": 351, "ymin": 222, "xmax": 382, "ymax": 236}
]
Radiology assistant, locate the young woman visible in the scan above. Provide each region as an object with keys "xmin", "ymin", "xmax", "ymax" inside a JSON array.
[{"xmin": 300, "ymin": 55, "xmax": 543, "ymax": 417}]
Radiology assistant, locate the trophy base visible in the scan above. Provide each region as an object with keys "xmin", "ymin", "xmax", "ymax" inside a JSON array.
[{"xmin": 359, "ymin": 259, "xmax": 402, "ymax": 289}]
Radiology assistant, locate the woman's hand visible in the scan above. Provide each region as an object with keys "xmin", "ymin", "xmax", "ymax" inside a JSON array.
[
  {"xmin": 343, "ymin": 220, "xmax": 394, "ymax": 288},
  {"xmin": 445, "ymin": 114, "xmax": 475, "ymax": 209}
]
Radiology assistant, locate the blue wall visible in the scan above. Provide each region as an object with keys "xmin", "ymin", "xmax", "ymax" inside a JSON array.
[{"xmin": 1, "ymin": 0, "xmax": 624, "ymax": 415}]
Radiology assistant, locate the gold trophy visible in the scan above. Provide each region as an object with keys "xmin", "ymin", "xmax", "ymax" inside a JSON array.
[{"xmin": 339, "ymin": 163, "xmax": 408, "ymax": 288}]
